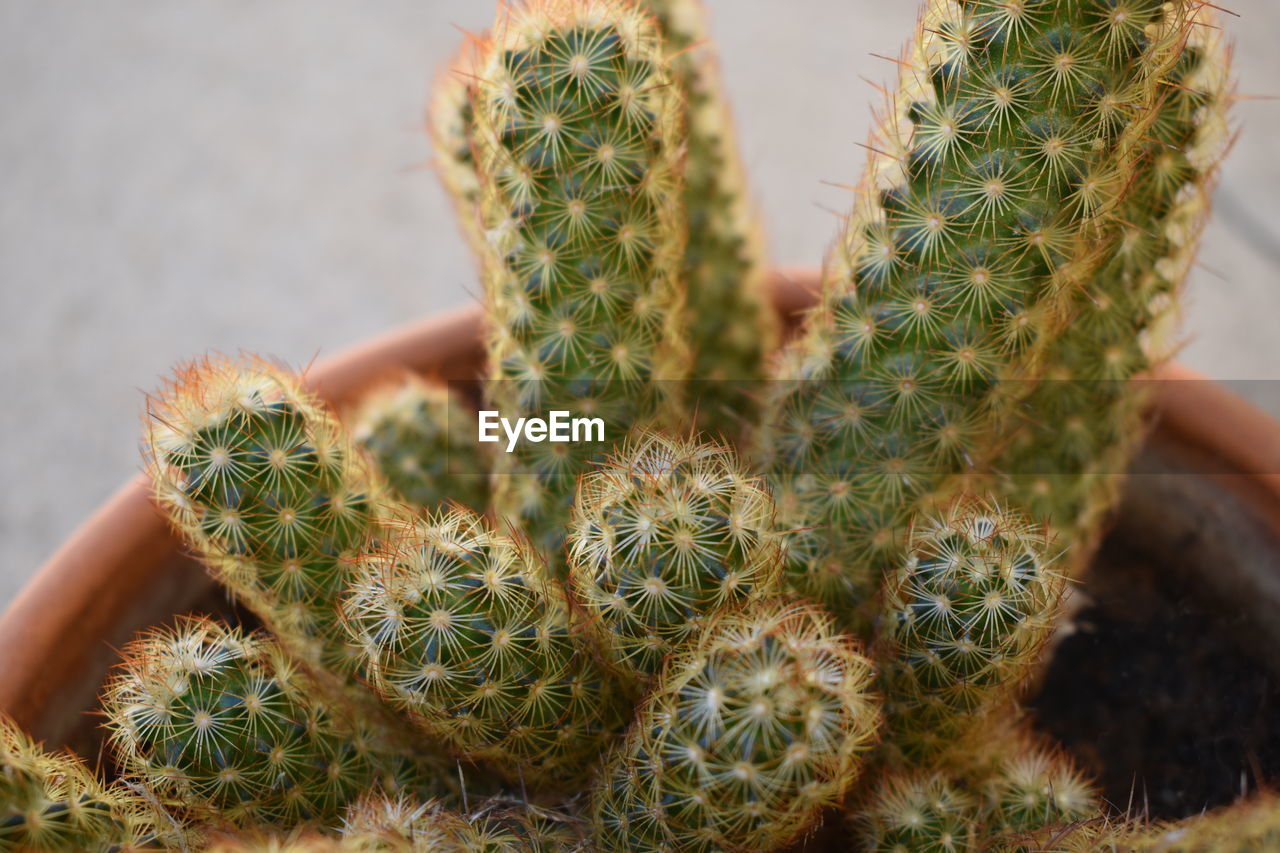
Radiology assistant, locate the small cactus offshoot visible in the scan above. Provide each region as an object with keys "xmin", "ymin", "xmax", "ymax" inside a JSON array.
[
  {"xmin": 567, "ymin": 431, "xmax": 783, "ymax": 686},
  {"xmin": 0, "ymin": 716, "xmax": 171, "ymax": 852},
  {"xmin": 876, "ymin": 498, "xmax": 1063, "ymax": 766},
  {"xmin": 102, "ymin": 617, "xmax": 453, "ymax": 830},
  {"xmin": 341, "ymin": 508, "xmax": 626, "ymax": 788},
  {"xmin": 351, "ymin": 375, "xmax": 489, "ymax": 514},
  {"xmin": 591, "ymin": 602, "xmax": 882, "ymax": 851}
]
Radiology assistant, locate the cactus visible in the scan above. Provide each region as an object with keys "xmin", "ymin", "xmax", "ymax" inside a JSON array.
[
  {"xmin": 989, "ymin": 5, "xmax": 1233, "ymax": 576},
  {"xmin": 0, "ymin": 715, "xmax": 174, "ymax": 852},
  {"xmin": 102, "ymin": 617, "xmax": 454, "ymax": 831},
  {"xmin": 566, "ymin": 431, "xmax": 783, "ymax": 687},
  {"xmin": 430, "ymin": 43, "xmax": 485, "ymax": 259},
  {"xmin": 145, "ymin": 356, "xmax": 386, "ymax": 681},
  {"xmin": 875, "ymin": 498, "xmax": 1063, "ymax": 767},
  {"xmin": 342, "ymin": 794, "xmax": 585, "ymax": 852},
  {"xmin": 855, "ymin": 770, "xmax": 979, "ymax": 853},
  {"xmin": 754, "ymin": 0, "xmax": 1207, "ymax": 620},
  {"xmin": 467, "ymin": 0, "xmax": 689, "ymax": 557},
  {"xmin": 646, "ymin": 0, "xmax": 775, "ymax": 441},
  {"xmin": 978, "ymin": 734, "xmax": 1097, "ymax": 838},
  {"xmin": 340, "ymin": 508, "xmax": 625, "ymax": 788},
  {"xmin": 351, "ymin": 376, "xmax": 489, "ymax": 513},
  {"xmin": 989, "ymin": 791, "xmax": 1280, "ymax": 853},
  {"xmin": 590, "ymin": 602, "xmax": 881, "ymax": 851}
]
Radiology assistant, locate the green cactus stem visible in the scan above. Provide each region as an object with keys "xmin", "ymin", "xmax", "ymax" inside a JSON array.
[
  {"xmin": 567, "ymin": 431, "xmax": 784, "ymax": 687},
  {"xmin": 875, "ymin": 498, "xmax": 1063, "ymax": 767},
  {"xmin": 342, "ymin": 794, "xmax": 585, "ymax": 852},
  {"xmin": 0, "ymin": 715, "xmax": 173, "ymax": 852},
  {"xmin": 469, "ymin": 0, "xmax": 689, "ymax": 558},
  {"xmin": 102, "ymin": 617, "xmax": 455, "ymax": 831},
  {"xmin": 590, "ymin": 601, "xmax": 881, "ymax": 851},
  {"xmin": 754, "ymin": 0, "xmax": 1208, "ymax": 622},
  {"xmin": 350, "ymin": 375, "xmax": 490, "ymax": 513},
  {"xmin": 646, "ymin": 0, "xmax": 775, "ymax": 442},
  {"xmin": 989, "ymin": 5, "xmax": 1233, "ymax": 577},
  {"xmin": 855, "ymin": 770, "xmax": 980, "ymax": 853},
  {"xmin": 340, "ymin": 507, "xmax": 626, "ymax": 788},
  {"xmin": 145, "ymin": 356, "xmax": 384, "ymax": 681}
]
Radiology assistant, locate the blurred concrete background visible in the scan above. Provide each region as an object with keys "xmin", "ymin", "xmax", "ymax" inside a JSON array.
[{"xmin": 1, "ymin": 1, "xmax": 1277, "ymax": 604}]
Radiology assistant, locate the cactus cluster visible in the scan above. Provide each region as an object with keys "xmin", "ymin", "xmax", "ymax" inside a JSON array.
[{"xmin": 12, "ymin": 0, "xmax": 1259, "ymax": 851}]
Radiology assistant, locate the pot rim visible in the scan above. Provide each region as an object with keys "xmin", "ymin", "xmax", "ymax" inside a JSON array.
[{"xmin": 2, "ymin": 270, "xmax": 1278, "ymax": 732}]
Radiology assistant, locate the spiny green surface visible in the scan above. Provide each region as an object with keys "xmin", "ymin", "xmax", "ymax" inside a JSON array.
[
  {"xmin": 567, "ymin": 431, "xmax": 783, "ymax": 686},
  {"xmin": 876, "ymin": 498, "xmax": 1062, "ymax": 766},
  {"xmin": 146, "ymin": 356, "xmax": 383, "ymax": 680},
  {"xmin": 755, "ymin": 0, "xmax": 1203, "ymax": 621},
  {"xmin": 978, "ymin": 735, "xmax": 1097, "ymax": 838},
  {"xmin": 342, "ymin": 794, "xmax": 585, "ymax": 852},
  {"xmin": 341, "ymin": 507, "xmax": 626, "ymax": 788},
  {"xmin": 0, "ymin": 716, "xmax": 170, "ymax": 852},
  {"xmin": 855, "ymin": 771, "xmax": 979, "ymax": 853},
  {"xmin": 471, "ymin": 0, "xmax": 688, "ymax": 559},
  {"xmin": 102, "ymin": 617, "xmax": 452, "ymax": 831},
  {"xmin": 352, "ymin": 375, "xmax": 490, "ymax": 513},
  {"xmin": 590, "ymin": 602, "xmax": 881, "ymax": 852},
  {"xmin": 645, "ymin": 0, "xmax": 774, "ymax": 442},
  {"xmin": 990, "ymin": 7, "xmax": 1232, "ymax": 575}
]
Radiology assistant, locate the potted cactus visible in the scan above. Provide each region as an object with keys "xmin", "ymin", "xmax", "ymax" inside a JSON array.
[{"xmin": 3, "ymin": 0, "xmax": 1277, "ymax": 850}]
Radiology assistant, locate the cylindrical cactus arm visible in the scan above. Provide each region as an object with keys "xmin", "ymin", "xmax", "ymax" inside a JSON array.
[
  {"xmin": 752, "ymin": 0, "xmax": 1209, "ymax": 623},
  {"xmin": 566, "ymin": 430, "xmax": 784, "ymax": 687},
  {"xmin": 988, "ymin": 5, "xmax": 1234, "ymax": 577},
  {"xmin": 875, "ymin": 498, "xmax": 1063, "ymax": 768},
  {"xmin": 340, "ymin": 507, "xmax": 627, "ymax": 789},
  {"xmin": 144, "ymin": 355, "xmax": 384, "ymax": 681},
  {"xmin": 0, "ymin": 715, "xmax": 176, "ymax": 852},
  {"xmin": 101, "ymin": 617, "xmax": 457, "ymax": 831},
  {"xmin": 349, "ymin": 375, "xmax": 491, "ymax": 514},
  {"xmin": 645, "ymin": 0, "xmax": 776, "ymax": 442},
  {"xmin": 469, "ymin": 0, "xmax": 690, "ymax": 559},
  {"xmin": 590, "ymin": 601, "xmax": 882, "ymax": 852}
]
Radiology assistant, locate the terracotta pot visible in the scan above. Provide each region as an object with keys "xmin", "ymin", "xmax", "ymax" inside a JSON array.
[{"xmin": 3, "ymin": 271, "xmax": 1278, "ymax": 757}]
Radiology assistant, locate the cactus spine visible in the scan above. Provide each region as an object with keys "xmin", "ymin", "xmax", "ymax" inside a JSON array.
[
  {"xmin": 876, "ymin": 498, "xmax": 1063, "ymax": 766},
  {"xmin": 145, "ymin": 356, "xmax": 384, "ymax": 680},
  {"xmin": 0, "ymin": 716, "xmax": 171, "ymax": 852},
  {"xmin": 567, "ymin": 431, "xmax": 783, "ymax": 686},
  {"xmin": 590, "ymin": 602, "xmax": 881, "ymax": 851},
  {"xmin": 351, "ymin": 376, "xmax": 490, "ymax": 513},
  {"xmin": 646, "ymin": 0, "xmax": 775, "ymax": 441},
  {"xmin": 754, "ymin": 0, "xmax": 1206, "ymax": 620},
  {"xmin": 102, "ymin": 617, "xmax": 452, "ymax": 830},
  {"xmin": 340, "ymin": 508, "xmax": 625, "ymax": 788},
  {"xmin": 469, "ymin": 0, "xmax": 689, "ymax": 557},
  {"xmin": 990, "ymin": 6, "xmax": 1233, "ymax": 576}
]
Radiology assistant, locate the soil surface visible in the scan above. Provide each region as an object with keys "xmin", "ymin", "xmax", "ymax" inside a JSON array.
[{"xmin": 1030, "ymin": 536, "xmax": 1280, "ymax": 820}]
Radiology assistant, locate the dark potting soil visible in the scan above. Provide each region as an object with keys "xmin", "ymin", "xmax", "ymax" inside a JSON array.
[{"xmin": 1029, "ymin": 536, "xmax": 1280, "ymax": 821}]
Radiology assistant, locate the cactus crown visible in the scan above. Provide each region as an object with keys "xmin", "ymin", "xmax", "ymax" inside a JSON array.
[
  {"xmin": 568, "ymin": 430, "xmax": 784, "ymax": 684},
  {"xmin": 592, "ymin": 602, "xmax": 882, "ymax": 851},
  {"xmin": 102, "ymin": 617, "xmax": 443, "ymax": 830},
  {"xmin": 145, "ymin": 356, "xmax": 380, "ymax": 676},
  {"xmin": 340, "ymin": 508, "xmax": 624, "ymax": 786}
]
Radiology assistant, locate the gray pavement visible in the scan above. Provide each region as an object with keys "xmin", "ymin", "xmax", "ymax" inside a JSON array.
[{"xmin": 2, "ymin": 1, "xmax": 1278, "ymax": 603}]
